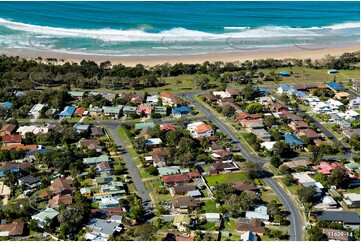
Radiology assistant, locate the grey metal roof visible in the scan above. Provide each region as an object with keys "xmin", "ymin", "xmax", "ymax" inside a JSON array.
[{"xmin": 314, "ymin": 211, "xmax": 360, "ymax": 224}]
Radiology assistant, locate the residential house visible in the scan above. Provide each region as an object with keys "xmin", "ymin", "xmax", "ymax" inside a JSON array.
[
  {"xmin": 292, "ymin": 84, "xmax": 308, "ymax": 92},
  {"xmin": 146, "ymin": 94, "xmax": 160, "ymax": 106},
  {"xmin": 329, "ymin": 113, "xmax": 342, "ymax": 123},
  {"xmin": 187, "ymin": 122, "xmax": 214, "ymax": 138},
  {"xmin": 203, "ymin": 92, "xmax": 218, "ymax": 103},
  {"xmin": 74, "ymin": 107, "xmax": 87, "ymax": 117},
  {"xmin": 138, "ymin": 127, "xmax": 153, "ymax": 139},
  {"xmin": 154, "ymin": 106, "xmax": 167, "ymax": 116},
  {"xmin": 343, "ymin": 193, "xmax": 360, "ymax": 208},
  {"xmin": 213, "ymin": 91, "xmax": 231, "ymax": 99},
  {"xmin": 344, "ymin": 110, "xmax": 359, "ymax": 121},
  {"xmin": 122, "ymin": 106, "xmax": 137, "ymax": 115},
  {"xmin": 326, "ymin": 99, "xmax": 344, "ymax": 111},
  {"xmin": 282, "ymin": 160, "xmax": 312, "ymax": 169},
  {"xmin": 86, "ymin": 218, "xmax": 122, "ymax": 240},
  {"xmin": 349, "ymin": 97, "xmax": 360, "ymax": 109},
  {"xmin": 211, "ymin": 149, "xmax": 233, "ymax": 161},
  {"xmin": 0, "ymin": 162, "xmax": 32, "ymax": 177},
  {"xmin": 160, "ymin": 123, "xmax": 175, "ymax": 132},
  {"xmin": 100, "ymin": 181, "xmax": 125, "ymax": 195},
  {"xmin": 0, "ymin": 221, "xmax": 25, "ymax": 238},
  {"xmin": 74, "ymin": 123, "xmax": 90, "ymax": 134},
  {"xmin": 258, "ymin": 96, "xmax": 273, "ymax": 105},
  {"xmin": 68, "ymin": 91, "xmax": 85, "ymax": 100},
  {"xmin": 99, "ymin": 196, "xmax": 121, "ymax": 209},
  {"xmin": 93, "ymin": 172, "xmax": 117, "ymax": 186},
  {"xmin": 232, "ymin": 182, "xmax": 258, "ymax": 192},
  {"xmin": 83, "ymin": 155, "xmax": 110, "ymax": 166},
  {"xmin": 31, "ymin": 208, "xmax": 59, "ymax": 228},
  {"xmin": 313, "ymin": 210, "xmax": 360, "ymax": 229},
  {"xmin": 322, "ymin": 195, "xmax": 338, "ymax": 209},
  {"xmin": 352, "ymin": 79, "xmax": 360, "ymax": 91},
  {"xmin": 96, "ymin": 162, "xmax": 113, "ymax": 173},
  {"xmin": 322, "ymin": 229, "xmax": 349, "ymax": 241},
  {"xmin": 297, "ymin": 128, "xmax": 321, "ymax": 141},
  {"xmin": 313, "ymin": 102, "xmax": 331, "ymax": 114},
  {"xmin": 0, "ymin": 182, "xmax": 11, "ymax": 205},
  {"xmin": 145, "ymin": 138, "xmax": 162, "ymax": 148},
  {"xmin": 326, "ymin": 81, "xmax": 346, "ymax": 92},
  {"xmin": 188, "ymin": 171, "xmax": 201, "ymax": 180},
  {"xmin": 161, "ymin": 92, "xmax": 182, "ymax": 106},
  {"xmin": 288, "ymin": 121, "xmax": 310, "ymax": 132},
  {"xmin": 209, "ymin": 162, "xmax": 239, "ymax": 175},
  {"xmin": 151, "ymin": 147, "xmax": 167, "ymax": 167},
  {"xmin": 312, "ymin": 162, "xmax": 351, "ymax": 176},
  {"xmin": 246, "ymin": 205, "xmax": 269, "ymax": 221},
  {"xmin": 172, "ymin": 106, "xmax": 191, "ymax": 118},
  {"xmin": 130, "ymin": 93, "xmax": 145, "ymax": 104},
  {"xmin": 162, "ymin": 174, "xmax": 191, "ymax": 187},
  {"xmin": 0, "ymin": 124, "xmax": 16, "ymax": 137},
  {"xmin": 28, "ymin": 104, "xmax": 45, "ymax": 119},
  {"xmin": 287, "ymin": 88, "xmax": 306, "ymax": 98},
  {"xmin": 102, "ymin": 106, "xmax": 122, "ymax": 118},
  {"xmin": 89, "ymin": 106, "xmax": 103, "ymax": 117},
  {"xmin": 217, "ymin": 98, "xmax": 234, "ymax": 107},
  {"xmin": 0, "ymin": 101, "xmax": 12, "ymax": 110},
  {"xmin": 240, "ymin": 119, "xmax": 263, "ymax": 128},
  {"xmin": 252, "ymin": 129, "xmax": 271, "ymax": 142},
  {"xmin": 158, "ymin": 166, "xmax": 181, "ymax": 176},
  {"xmin": 172, "ymin": 197, "xmax": 200, "ymax": 210},
  {"xmin": 236, "ymin": 218, "xmax": 265, "ymax": 236},
  {"xmin": 260, "ymin": 141, "xmax": 276, "ymax": 151},
  {"xmin": 18, "ymin": 175, "xmax": 41, "ymax": 189},
  {"xmin": 59, "ymin": 106, "xmax": 76, "ymax": 117},
  {"xmin": 279, "ymin": 110, "xmax": 303, "ymax": 122},
  {"xmin": 173, "ymin": 214, "xmax": 191, "ymax": 232},
  {"xmin": 241, "ymin": 231, "xmax": 258, "ymax": 241},
  {"xmin": 269, "ymin": 102, "xmax": 288, "ymax": 112},
  {"xmin": 0, "ymin": 144, "xmax": 37, "ymax": 152},
  {"xmin": 135, "ymin": 122, "xmax": 155, "ymax": 130},
  {"xmin": 343, "ymin": 128, "xmax": 360, "ymax": 139},
  {"xmin": 226, "ymin": 88, "xmax": 240, "ymax": 98},
  {"xmin": 109, "ymin": 215, "xmax": 123, "ymax": 224},
  {"xmin": 188, "ymin": 190, "xmax": 202, "ymax": 198},
  {"xmin": 334, "ymin": 92, "xmax": 350, "ymax": 100},
  {"xmin": 277, "ymin": 84, "xmax": 291, "ymax": 94},
  {"xmin": 48, "ymin": 194, "xmax": 73, "ymax": 208},
  {"xmin": 205, "ymin": 213, "xmax": 221, "ymax": 223},
  {"xmin": 345, "ymin": 162, "xmax": 360, "ymax": 173},
  {"xmin": 1, "ymin": 135, "xmax": 22, "ymax": 145},
  {"xmin": 78, "ymin": 139, "xmax": 102, "ymax": 152},
  {"xmin": 16, "ymin": 125, "xmax": 37, "ymax": 136},
  {"xmin": 284, "ymin": 134, "xmax": 304, "ymax": 149},
  {"xmin": 302, "ymin": 182, "xmax": 324, "ymax": 197},
  {"xmin": 91, "ymin": 127, "xmax": 104, "ymax": 137},
  {"xmin": 80, "ymin": 187, "xmax": 92, "ymax": 198},
  {"xmin": 236, "ymin": 112, "xmax": 263, "ymax": 122},
  {"xmin": 170, "ymin": 185, "xmax": 196, "ymax": 197},
  {"xmin": 136, "ymin": 104, "xmax": 152, "ymax": 117},
  {"xmin": 50, "ymin": 177, "xmax": 75, "ymax": 195}
]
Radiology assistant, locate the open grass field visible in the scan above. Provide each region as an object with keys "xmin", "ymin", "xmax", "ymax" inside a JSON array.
[
  {"xmin": 205, "ymin": 172, "xmax": 249, "ymax": 186},
  {"xmin": 202, "ymin": 199, "xmax": 219, "ymax": 213},
  {"xmin": 261, "ymin": 186, "xmax": 282, "ymax": 204}
]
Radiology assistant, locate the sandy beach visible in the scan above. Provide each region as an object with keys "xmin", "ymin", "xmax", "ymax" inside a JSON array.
[{"xmin": 1, "ymin": 43, "xmax": 359, "ymax": 67}]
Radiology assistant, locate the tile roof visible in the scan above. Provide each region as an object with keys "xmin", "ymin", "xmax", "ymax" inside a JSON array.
[
  {"xmin": 195, "ymin": 124, "xmax": 213, "ymax": 133},
  {"xmin": 48, "ymin": 194, "xmax": 73, "ymax": 208},
  {"xmin": 0, "ymin": 144, "xmax": 37, "ymax": 151},
  {"xmin": 0, "ymin": 222, "xmax": 25, "ymax": 236},
  {"xmin": 1, "ymin": 135, "xmax": 22, "ymax": 143},
  {"xmin": 51, "ymin": 177, "xmax": 75, "ymax": 194},
  {"xmin": 162, "ymin": 174, "xmax": 191, "ymax": 183},
  {"xmin": 0, "ymin": 124, "xmax": 16, "ymax": 134}
]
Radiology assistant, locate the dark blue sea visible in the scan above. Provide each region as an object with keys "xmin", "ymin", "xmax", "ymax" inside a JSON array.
[{"xmin": 0, "ymin": 1, "xmax": 359, "ymax": 56}]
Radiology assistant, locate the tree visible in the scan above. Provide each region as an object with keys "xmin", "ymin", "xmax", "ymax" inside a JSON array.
[
  {"xmin": 313, "ymin": 173, "xmax": 329, "ymax": 188},
  {"xmin": 270, "ymin": 156, "xmax": 282, "ymax": 168},
  {"xmin": 263, "ymin": 115, "xmax": 277, "ymax": 127},
  {"xmin": 239, "ymin": 191, "xmax": 261, "ymax": 211},
  {"xmin": 23, "ymin": 132, "xmax": 36, "ymax": 144},
  {"xmin": 267, "ymin": 200, "xmax": 280, "ymax": 218},
  {"xmin": 273, "ymin": 140, "xmax": 288, "ymax": 157},
  {"xmin": 246, "ymin": 103, "xmax": 263, "ymax": 114},
  {"xmin": 297, "ymin": 186, "xmax": 317, "ymax": 204},
  {"xmin": 308, "ymin": 226, "xmax": 327, "ymax": 241},
  {"xmin": 241, "ymin": 83, "xmax": 260, "ymax": 101},
  {"xmin": 350, "ymin": 134, "xmax": 360, "ymax": 151},
  {"xmin": 328, "ymin": 167, "xmax": 349, "ymax": 189},
  {"xmin": 299, "ymin": 135, "xmax": 310, "ymax": 145},
  {"xmin": 283, "ymin": 174, "xmax": 294, "ymax": 186},
  {"xmin": 221, "ymin": 104, "xmax": 235, "ymax": 117},
  {"xmin": 136, "ymin": 224, "xmax": 158, "ymax": 241},
  {"xmin": 146, "ymin": 165, "xmax": 159, "ymax": 176}
]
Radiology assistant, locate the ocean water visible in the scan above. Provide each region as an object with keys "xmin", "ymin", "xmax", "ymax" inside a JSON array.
[{"xmin": 0, "ymin": 1, "xmax": 359, "ymax": 56}]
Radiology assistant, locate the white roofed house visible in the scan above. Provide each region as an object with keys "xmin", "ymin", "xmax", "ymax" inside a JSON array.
[
  {"xmin": 322, "ymin": 195, "xmax": 338, "ymax": 209},
  {"xmin": 31, "ymin": 208, "xmax": 59, "ymax": 228},
  {"xmin": 16, "ymin": 125, "xmax": 37, "ymax": 136},
  {"xmin": 246, "ymin": 205, "xmax": 269, "ymax": 221},
  {"xmin": 344, "ymin": 109, "xmax": 359, "ymax": 121},
  {"xmin": 349, "ymin": 97, "xmax": 360, "ymax": 109},
  {"xmin": 187, "ymin": 122, "xmax": 214, "ymax": 138},
  {"xmin": 325, "ymin": 99, "xmax": 344, "ymax": 111},
  {"xmin": 146, "ymin": 94, "xmax": 160, "ymax": 106},
  {"xmin": 145, "ymin": 138, "xmax": 163, "ymax": 149},
  {"xmin": 343, "ymin": 193, "xmax": 360, "ymax": 208},
  {"xmin": 28, "ymin": 104, "xmax": 45, "ymax": 119}
]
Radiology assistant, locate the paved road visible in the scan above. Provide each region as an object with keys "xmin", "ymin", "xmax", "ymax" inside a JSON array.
[
  {"xmin": 264, "ymin": 177, "xmax": 303, "ymax": 241},
  {"xmin": 106, "ymin": 127, "xmax": 152, "ymax": 213}
]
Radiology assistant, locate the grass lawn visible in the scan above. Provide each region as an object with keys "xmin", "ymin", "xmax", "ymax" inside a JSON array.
[
  {"xmin": 150, "ymin": 190, "xmax": 172, "ymax": 203},
  {"xmin": 199, "ymin": 221, "xmax": 218, "ymax": 230},
  {"xmin": 276, "ymin": 178, "xmax": 300, "ymax": 195},
  {"xmin": 322, "ymin": 123, "xmax": 344, "ymax": 139},
  {"xmin": 144, "ymin": 178, "xmax": 164, "ymax": 190},
  {"xmin": 202, "ymin": 199, "xmax": 219, "ymax": 213},
  {"xmin": 346, "ymin": 186, "xmax": 360, "ymax": 194},
  {"xmin": 30, "ymin": 187, "xmax": 50, "ymax": 199},
  {"xmin": 205, "ymin": 172, "xmax": 249, "ymax": 186},
  {"xmin": 264, "ymin": 163, "xmax": 283, "ymax": 176},
  {"xmin": 138, "ymin": 167, "xmax": 156, "ymax": 179},
  {"xmin": 81, "ymin": 178, "xmax": 93, "ymax": 187},
  {"xmin": 261, "ymin": 187, "xmax": 281, "ymax": 204},
  {"xmin": 223, "ymin": 219, "xmax": 236, "ymax": 231},
  {"xmin": 127, "ymin": 183, "xmax": 137, "ymax": 194},
  {"xmin": 338, "ymin": 69, "xmax": 361, "ymax": 79}
]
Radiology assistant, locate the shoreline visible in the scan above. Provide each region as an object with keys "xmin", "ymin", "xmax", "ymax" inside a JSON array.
[{"xmin": 1, "ymin": 43, "xmax": 359, "ymax": 67}]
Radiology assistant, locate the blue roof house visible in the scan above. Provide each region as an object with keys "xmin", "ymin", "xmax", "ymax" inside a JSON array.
[
  {"xmin": 279, "ymin": 71, "xmax": 290, "ymax": 76},
  {"xmin": 287, "ymin": 88, "xmax": 306, "ymax": 98},
  {"xmin": 284, "ymin": 133, "xmax": 304, "ymax": 149},
  {"xmin": 0, "ymin": 102, "xmax": 13, "ymax": 109},
  {"xmin": 59, "ymin": 106, "xmax": 76, "ymax": 117},
  {"xmin": 326, "ymin": 81, "xmax": 346, "ymax": 92},
  {"xmin": 278, "ymin": 84, "xmax": 291, "ymax": 94},
  {"xmin": 172, "ymin": 106, "xmax": 191, "ymax": 118}
]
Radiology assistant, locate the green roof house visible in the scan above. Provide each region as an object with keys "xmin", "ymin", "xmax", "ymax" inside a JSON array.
[
  {"xmin": 83, "ymin": 155, "xmax": 110, "ymax": 166},
  {"xmin": 135, "ymin": 122, "xmax": 155, "ymax": 130},
  {"xmin": 154, "ymin": 106, "xmax": 167, "ymax": 116},
  {"xmin": 31, "ymin": 208, "xmax": 59, "ymax": 228}
]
